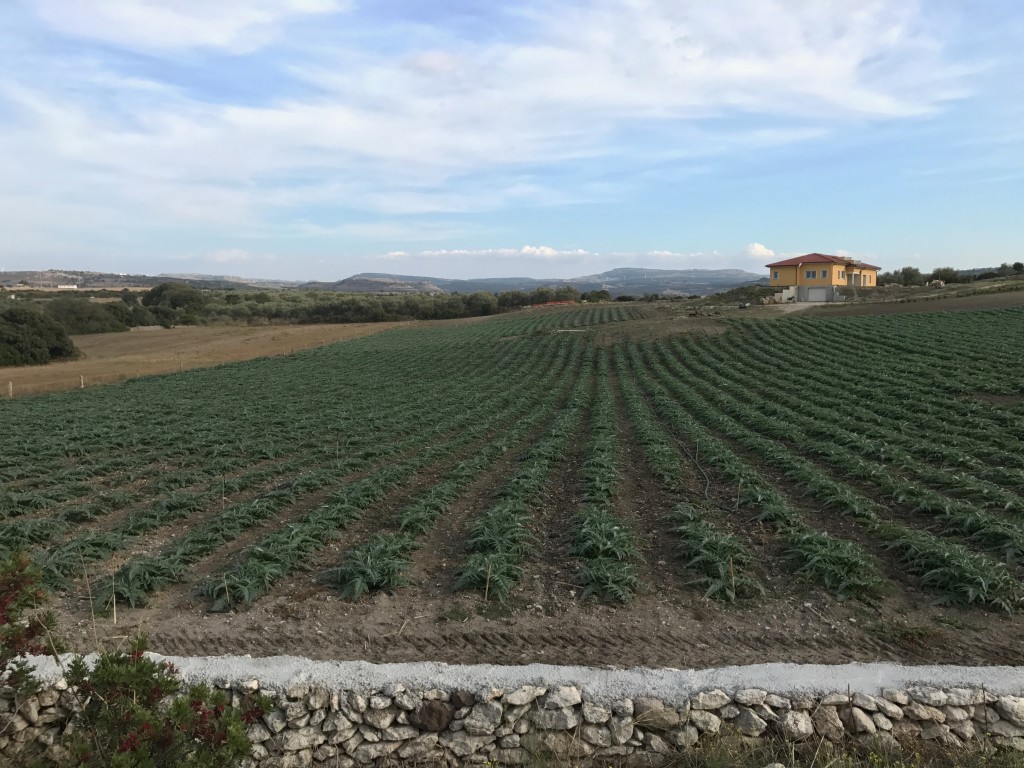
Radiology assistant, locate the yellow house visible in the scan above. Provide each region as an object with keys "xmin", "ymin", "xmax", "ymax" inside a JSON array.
[{"xmin": 766, "ymin": 253, "xmax": 880, "ymax": 302}]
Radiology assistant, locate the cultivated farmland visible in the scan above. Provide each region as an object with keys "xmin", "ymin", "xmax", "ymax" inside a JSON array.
[{"xmin": 2, "ymin": 302, "xmax": 1023, "ymax": 667}]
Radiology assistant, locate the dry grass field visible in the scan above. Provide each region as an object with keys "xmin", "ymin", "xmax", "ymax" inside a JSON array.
[{"xmin": 0, "ymin": 323, "xmax": 407, "ymax": 397}]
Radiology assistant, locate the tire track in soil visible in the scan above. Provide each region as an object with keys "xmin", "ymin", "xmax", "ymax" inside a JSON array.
[{"xmin": 126, "ymin": 604, "xmax": 1024, "ymax": 668}]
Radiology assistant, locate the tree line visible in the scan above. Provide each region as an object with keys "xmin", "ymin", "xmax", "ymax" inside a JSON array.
[{"xmin": 878, "ymin": 262, "xmax": 1024, "ymax": 286}]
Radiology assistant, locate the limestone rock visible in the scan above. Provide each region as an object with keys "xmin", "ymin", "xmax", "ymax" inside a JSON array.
[
  {"xmin": 347, "ymin": 693, "xmax": 367, "ymax": 713},
  {"xmin": 264, "ymin": 709, "xmax": 288, "ymax": 734},
  {"xmin": 582, "ymin": 724, "xmax": 612, "ymax": 747},
  {"xmin": 246, "ymin": 722, "xmax": 271, "ymax": 744},
  {"xmin": 791, "ymin": 695, "xmax": 816, "ymax": 711},
  {"xmin": 393, "ymin": 691, "xmax": 419, "ymax": 711},
  {"xmin": 908, "ymin": 687, "xmax": 947, "ymax": 707},
  {"xmin": 362, "ymin": 706, "xmax": 395, "ymax": 730},
  {"xmin": 903, "ymin": 702, "xmax": 945, "ymax": 722},
  {"xmin": 451, "ymin": 690, "xmax": 476, "ymax": 710},
  {"xmin": 582, "ymin": 701, "xmax": 611, "ymax": 723},
  {"xmin": 720, "ymin": 704, "xmax": 740, "ymax": 720},
  {"xmin": 988, "ymin": 720, "xmax": 1024, "ymax": 738},
  {"xmin": 942, "ymin": 706, "xmax": 969, "ymax": 724},
  {"xmin": 382, "ymin": 725, "xmax": 419, "ymax": 741},
  {"xmin": 352, "ymin": 740, "xmax": 400, "ymax": 764},
  {"xmin": 821, "ymin": 693, "xmax": 850, "ymax": 707},
  {"xmin": 634, "ymin": 698, "xmax": 680, "ymax": 730},
  {"xmin": 280, "ymin": 726, "xmax": 326, "ymax": 752},
  {"xmin": 668, "ymin": 724, "xmax": 700, "ymax": 747},
  {"xmin": 734, "ymin": 689, "xmax": 767, "ymax": 707},
  {"xmin": 852, "ymin": 693, "xmax": 877, "ymax": 712},
  {"xmin": 891, "ymin": 720, "xmax": 922, "ymax": 742},
  {"xmin": 951, "ymin": 721, "xmax": 976, "ymax": 741},
  {"xmin": 644, "ymin": 732, "xmax": 672, "ymax": 754},
  {"xmin": 689, "ymin": 710, "xmax": 721, "ymax": 734},
  {"xmin": 398, "ymin": 733, "xmax": 438, "ymax": 758},
  {"xmin": 997, "ymin": 697, "xmax": 1024, "ymax": 728},
  {"xmin": 530, "ymin": 706, "xmax": 580, "ymax": 731},
  {"xmin": 522, "ymin": 731, "xmax": 593, "ymax": 758},
  {"xmin": 875, "ymin": 698, "xmax": 904, "ymax": 720},
  {"xmin": 500, "ymin": 734, "xmax": 520, "ymax": 748},
  {"xmin": 691, "ymin": 690, "xmax": 731, "ymax": 710},
  {"xmin": 494, "ymin": 747, "xmax": 530, "ymax": 764},
  {"xmin": 812, "ymin": 706, "xmax": 845, "ymax": 742},
  {"xmin": 321, "ymin": 711, "xmax": 352, "ymax": 733},
  {"xmin": 882, "ymin": 689, "xmax": 910, "ymax": 706},
  {"xmin": 776, "ymin": 710, "xmax": 813, "ymax": 741},
  {"xmin": 921, "ymin": 723, "xmax": 960, "ymax": 747},
  {"xmin": 313, "ymin": 744, "xmax": 338, "ymax": 762},
  {"xmin": 464, "ymin": 701, "xmax": 504, "ymax": 735},
  {"xmin": 734, "ymin": 708, "xmax": 768, "ymax": 737},
  {"xmin": 872, "ymin": 713, "xmax": 893, "ymax": 731},
  {"xmin": 440, "ymin": 731, "xmax": 496, "ymax": 757},
  {"xmin": 611, "ymin": 699, "xmax": 634, "ymax": 716},
  {"xmin": 974, "ymin": 706, "xmax": 1000, "ymax": 724},
  {"xmin": 285, "ymin": 684, "xmax": 310, "ymax": 700},
  {"xmin": 411, "ymin": 700, "xmax": 453, "ymax": 732},
  {"xmin": 504, "ymin": 686, "xmax": 546, "ymax": 706},
  {"xmin": 838, "ymin": 706, "xmax": 876, "ymax": 735},
  {"xmin": 544, "ymin": 686, "xmax": 582, "ymax": 709},
  {"xmin": 947, "ymin": 688, "xmax": 986, "ymax": 707},
  {"xmin": 765, "ymin": 694, "xmax": 791, "ymax": 711},
  {"xmin": 609, "ymin": 715, "xmax": 634, "ymax": 745}
]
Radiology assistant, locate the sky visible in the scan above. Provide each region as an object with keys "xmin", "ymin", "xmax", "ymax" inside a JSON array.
[{"xmin": 1, "ymin": 0, "xmax": 1022, "ymax": 281}]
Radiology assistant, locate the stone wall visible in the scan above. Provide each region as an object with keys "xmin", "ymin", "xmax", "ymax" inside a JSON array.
[{"xmin": 5, "ymin": 658, "xmax": 1024, "ymax": 766}]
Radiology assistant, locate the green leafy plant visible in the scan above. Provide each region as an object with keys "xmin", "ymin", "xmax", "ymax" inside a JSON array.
[
  {"xmin": 1, "ymin": 552, "xmax": 59, "ymax": 695},
  {"xmin": 62, "ymin": 636, "xmax": 271, "ymax": 768}
]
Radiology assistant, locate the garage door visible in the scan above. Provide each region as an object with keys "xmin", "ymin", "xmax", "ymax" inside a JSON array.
[{"xmin": 806, "ymin": 287, "xmax": 828, "ymax": 302}]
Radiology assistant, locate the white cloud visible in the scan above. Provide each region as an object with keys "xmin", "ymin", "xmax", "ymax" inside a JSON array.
[
  {"xmin": 744, "ymin": 243, "xmax": 775, "ymax": 259},
  {"xmin": 0, "ymin": 0, "xmax": 981, "ymax": 264},
  {"xmin": 30, "ymin": 0, "xmax": 349, "ymax": 53}
]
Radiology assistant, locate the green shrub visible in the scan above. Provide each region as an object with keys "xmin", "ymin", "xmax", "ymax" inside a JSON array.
[
  {"xmin": 62, "ymin": 637, "xmax": 270, "ymax": 768},
  {"xmin": 0, "ymin": 306, "xmax": 76, "ymax": 365}
]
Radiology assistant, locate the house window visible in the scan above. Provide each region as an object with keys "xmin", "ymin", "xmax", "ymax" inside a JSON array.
[
  {"xmin": 772, "ymin": 271, "xmax": 779, "ymax": 280},
  {"xmin": 820, "ymin": 270, "xmax": 828, "ymax": 278},
  {"xmin": 839, "ymin": 270, "xmax": 845, "ymax": 279},
  {"xmin": 805, "ymin": 270, "xmax": 816, "ymax": 279},
  {"xmin": 866, "ymin": 274, "xmax": 872, "ymax": 284}
]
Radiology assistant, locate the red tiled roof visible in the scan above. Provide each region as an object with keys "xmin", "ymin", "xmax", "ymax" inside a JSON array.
[{"xmin": 766, "ymin": 253, "xmax": 879, "ymax": 270}]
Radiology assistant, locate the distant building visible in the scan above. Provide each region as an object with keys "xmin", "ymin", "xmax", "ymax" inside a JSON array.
[
  {"xmin": 766, "ymin": 253, "xmax": 879, "ymax": 302},
  {"xmin": 57, "ymin": 284, "xmax": 78, "ymax": 290}
]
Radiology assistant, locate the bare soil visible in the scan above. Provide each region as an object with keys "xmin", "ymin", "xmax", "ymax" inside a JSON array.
[{"xmin": 1, "ymin": 323, "xmax": 407, "ymax": 397}]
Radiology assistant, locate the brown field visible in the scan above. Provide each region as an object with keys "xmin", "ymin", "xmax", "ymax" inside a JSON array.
[{"xmin": 0, "ymin": 323, "xmax": 407, "ymax": 397}]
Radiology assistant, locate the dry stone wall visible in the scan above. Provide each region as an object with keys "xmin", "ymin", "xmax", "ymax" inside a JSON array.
[{"xmin": 5, "ymin": 658, "xmax": 1024, "ymax": 766}]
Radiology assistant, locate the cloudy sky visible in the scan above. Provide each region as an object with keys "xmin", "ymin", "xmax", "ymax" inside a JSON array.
[{"xmin": 2, "ymin": 1, "xmax": 1022, "ymax": 280}]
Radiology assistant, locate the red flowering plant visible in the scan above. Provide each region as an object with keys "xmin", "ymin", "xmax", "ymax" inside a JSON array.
[
  {"xmin": 63, "ymin": 636, "xmax": 271, "ymax": 768},
  {"xmin": 0, "ymin": 552, "xmax": 60, "ymax": 695}
]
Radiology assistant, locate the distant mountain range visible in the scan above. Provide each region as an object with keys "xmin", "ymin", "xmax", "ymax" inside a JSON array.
[
  {"xmin": 2, "ymin": 267, "xmax": 766, "ymax": 297},
  {"xmin": 300, "ymin": 268, "xmax": 767, "ymax": 297}
]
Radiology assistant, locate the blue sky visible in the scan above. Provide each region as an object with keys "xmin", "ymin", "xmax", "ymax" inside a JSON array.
[{"xmin": 1, "ymin": 0, "xmax": 1022, "ymax": 280}]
